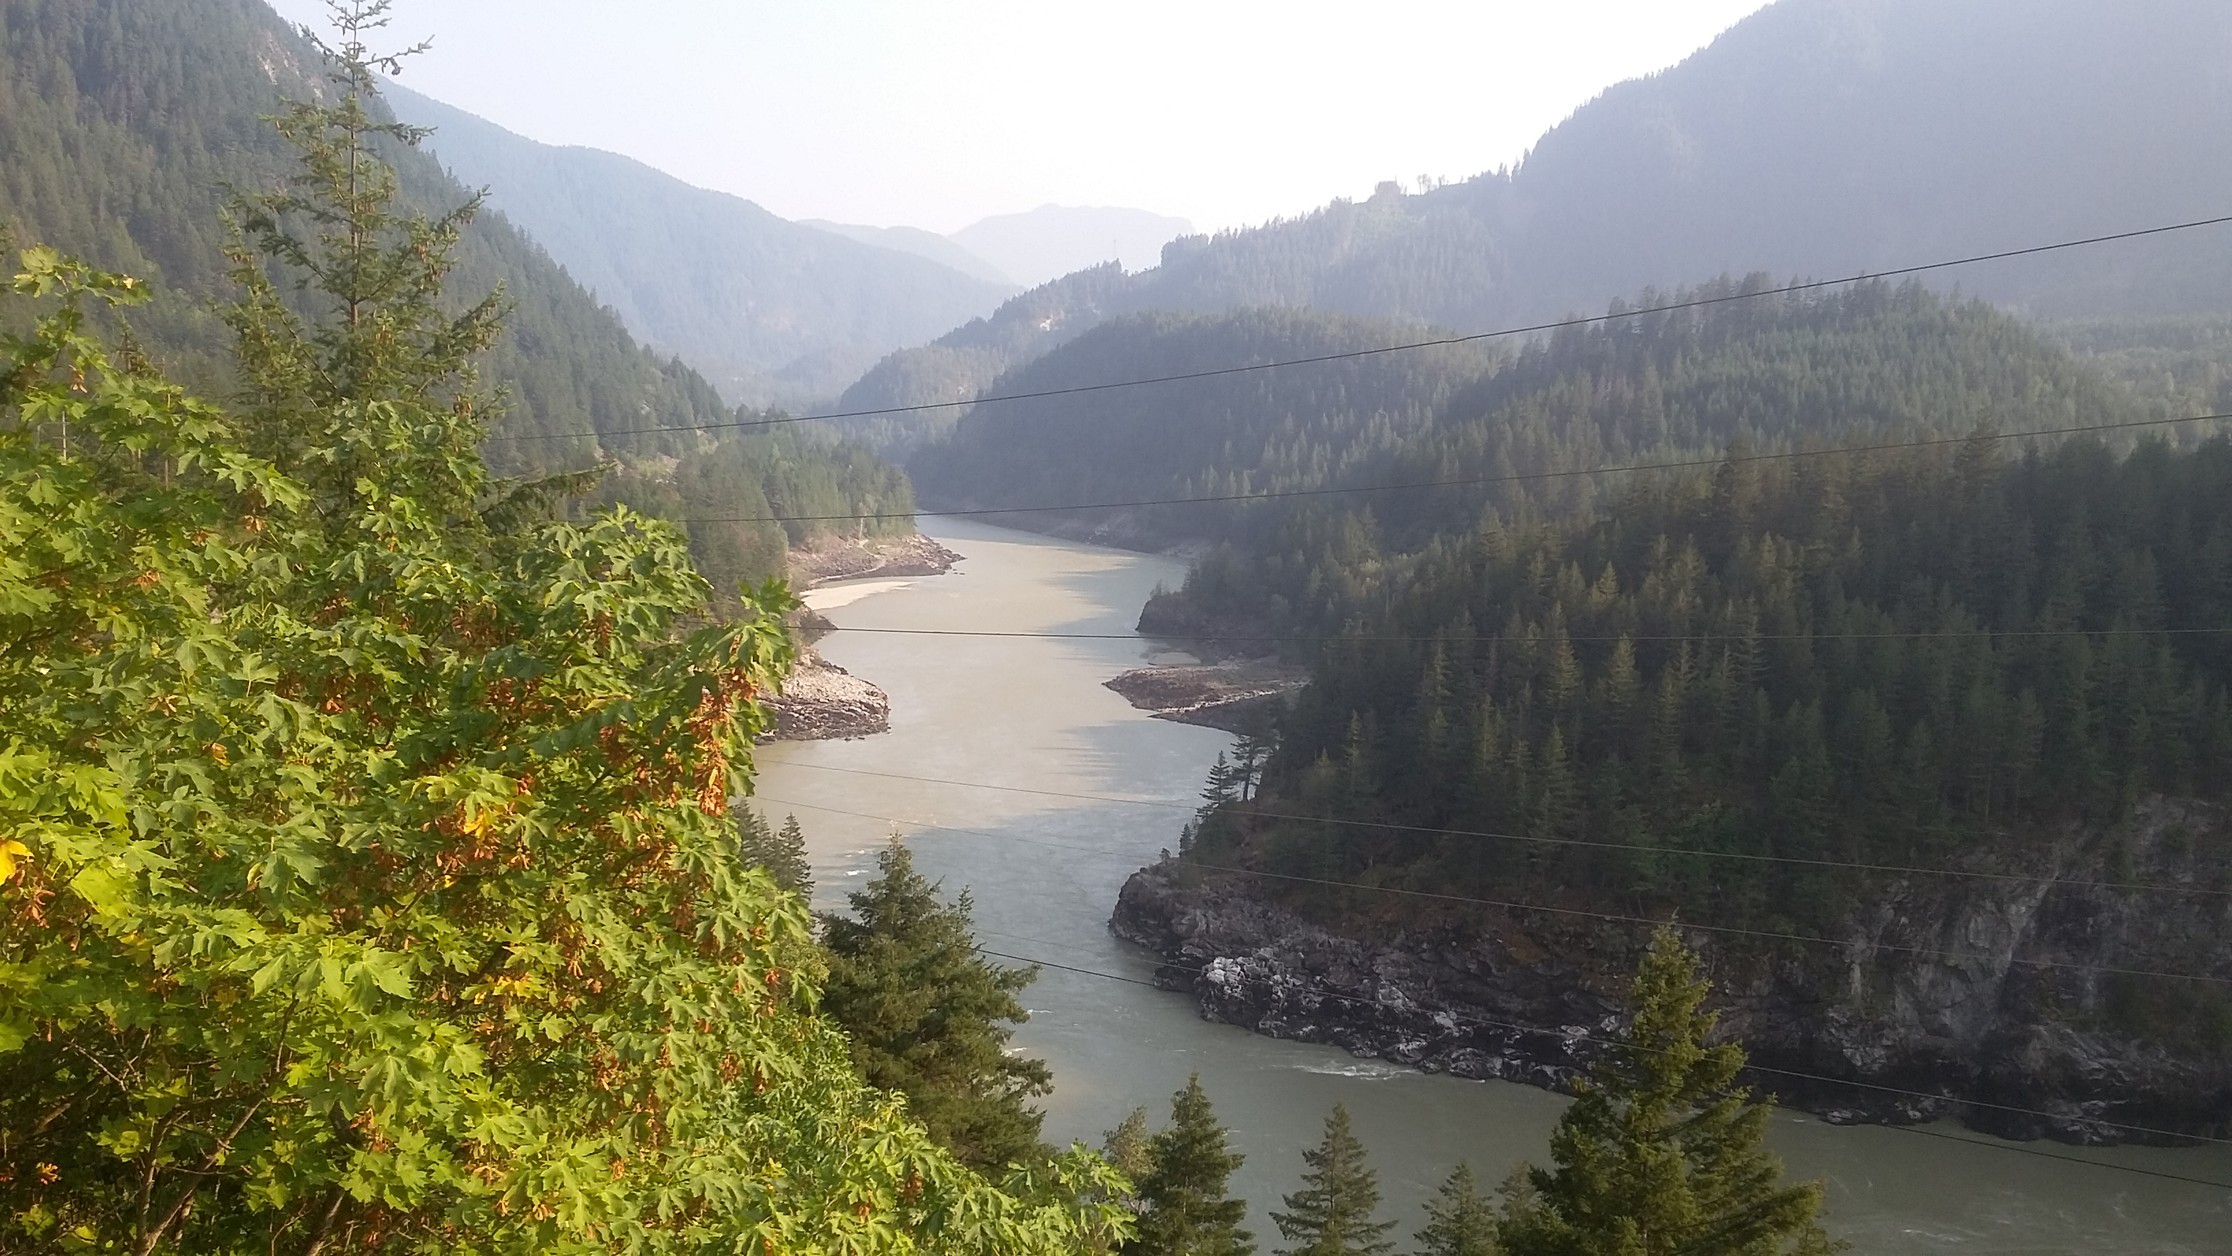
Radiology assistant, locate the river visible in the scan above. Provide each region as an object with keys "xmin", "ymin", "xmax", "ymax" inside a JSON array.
[{"xmin": 756, "ymin": 517, "xmax": 2232, "ymax": 1254}]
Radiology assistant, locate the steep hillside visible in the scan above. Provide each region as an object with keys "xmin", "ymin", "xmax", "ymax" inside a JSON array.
[
  {"xmin": 921, "ymin": 284, "xmax": 2137, "ymax": 589},
  {"xmin": 0, "ymin": 0, "xmax": 920, "ymax": 586},
  {"xmin": 835, "ymin": 0, "xmax": 2232, "ymax": 447},
  {"xmin": 1494, "ymin": 0, "xmax": 2232, "ymax": 322},
  {"xmin": 908, "ymin": 306, "xmax": 1501, "ymax": 547},
  {"xmin": 1123, "ymin": 431, "xmax": 2232, "ymax": 1138},
  {"xmin": 389, "ymin": 86, "xmax": 1015, "ymax": 406}
]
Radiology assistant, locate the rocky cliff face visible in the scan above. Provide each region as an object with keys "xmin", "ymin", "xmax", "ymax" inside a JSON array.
[{"xmin": 1111, "ymin": 799, "xmax": 2232, "ymax": 1145}]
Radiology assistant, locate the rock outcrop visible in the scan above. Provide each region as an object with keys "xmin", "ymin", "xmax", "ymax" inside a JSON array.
[
  {"xmin": 1104, "ymin": 662, "xmax": 1304, "ymax": 734},
  {"xmin": 761, "ymin": 653, "xmax": 889, "ymax": 741},
  {"xmin": 1112, "ymin": 800, "xmax": 2232, "ymax": 1145},
  {"xmin": 791, "ymin": 533, "xmax": 962, "ymax": 587}
]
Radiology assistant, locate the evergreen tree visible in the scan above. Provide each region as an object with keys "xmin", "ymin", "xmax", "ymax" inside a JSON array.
[
  {"xmin": 1131, "ymin": 1074, "xmax": 1255, "ymax": 1256},
  {"xmin": 1233, "ymin": 732, "xmax": 1274, "ymax": 801},
  {"xmin": 734, "ymin": 805, "xmax": 813, "ymax": 895},
  {"xmin": 1414, "ymin": 1163, "xmax": 1501, "ymax": 1256},
  {"xmin": 820, "ymin": 839, "xmax": 1054, "ymax": 1172},
  {"xmin": 1104, "ymin": 1106, "xmax": 1158, "ymax": 1185},
  {"xmin": 1496, "ymin": 930, "xmax": 1839, "ymax": 1256},
  {"xmin": 1271, "ymin": 1104, "xmax": 1396, "ymax": 1256},
  {"xmin": 776, "ymin": 813, "xmax": 813, "ymax": 893},
  {"xmin": 1202, "ymin": 752, "xmax": 1240, "ymax": 811}
]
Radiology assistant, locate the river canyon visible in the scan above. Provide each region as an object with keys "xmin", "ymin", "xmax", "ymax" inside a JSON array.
[{"xmin": 755, "ymin": 518, "xmax": 2232, "ymax": 1254}]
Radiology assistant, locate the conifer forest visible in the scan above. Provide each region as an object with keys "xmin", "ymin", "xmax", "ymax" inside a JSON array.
[{"xmin": 6, "ymin": 1, "xmax": 2232, "ymax": 1252}]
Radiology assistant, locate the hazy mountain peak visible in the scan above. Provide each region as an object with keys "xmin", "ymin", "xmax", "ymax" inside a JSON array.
[{"xmin": 381, "ymin": 83, "xmax": 1013, "ymax": 408}]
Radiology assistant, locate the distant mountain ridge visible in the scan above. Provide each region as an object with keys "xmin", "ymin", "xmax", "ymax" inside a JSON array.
[
  {"xmin": 949, "ymin": 205, "xmax": 1194, "ymax": 288},
  {"xmin": 384, "ymin": 85, "xmax": 1016, "ymax": 408},
  {"xmin": 830, "ymin": 0, "xmax": 2232, "ymax": 451},
  {"xmin": 799, "ymin": 220, "xmax": 1016, "ymax": 286},
  {"xmin": 0, "ymin": 0, "xmax": 921, "ymax": 586}
]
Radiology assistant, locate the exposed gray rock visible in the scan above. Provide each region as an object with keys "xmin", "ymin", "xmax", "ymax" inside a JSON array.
[{"xmin": 1112, "ymin": 800, "xmax": 2232, "ymax": 1146}]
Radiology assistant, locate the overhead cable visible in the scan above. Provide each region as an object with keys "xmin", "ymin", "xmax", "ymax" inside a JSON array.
[
  {"xmin": 755, "ymin": 791, "xmax": 2231, "ymax": 981},
  {"xmin": 813, "ymin": 623, "xmax": 2232, "ymax": 646},
  {"xmin": 770, "ymin": 762, "xmax": 2232, "ymax": 898},
  {"xmin": 670, "ymin": 410, "xmax": 2232, "ymax": 525},
  {"xmin": 489, "ymin": 211, "xmax": 2232, "ymax": 446}
]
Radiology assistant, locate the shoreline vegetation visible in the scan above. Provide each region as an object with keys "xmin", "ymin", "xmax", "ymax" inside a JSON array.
[{"xmin": 762, "ymin": 532, "xmax": 964, "ymax": 742}]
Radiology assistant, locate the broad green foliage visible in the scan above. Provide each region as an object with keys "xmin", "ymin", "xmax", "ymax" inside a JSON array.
[
  {"xmin": 0, "ymin": 11, "xmax": 1123, "ymax": 1251},
  {"xmin": 1126, "ymin": 1075, "xmax": 1252, "ymax": 1256},
  {"xmin": 1495, "ymin": 931, "xmax": 1837, "ymax": 1256},
  {"xmin": 819, "ymin": 842, "xmax": 1053, "ymax": 1175},
  {"xmin": 1268, "ymin": 1105, "xmax": 1393, "ymax": 1256}
]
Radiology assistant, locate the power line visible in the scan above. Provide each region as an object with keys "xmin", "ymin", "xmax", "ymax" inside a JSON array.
[
  {"xmin": 1875, "ymin": 1124, "xmax": 2232, "ymax": 1191},
  {"xmin": 965, "ymin": 944, "xmax": 2232, "ymax": 1164},
  {"xmin": 761, "ymin": 781, "xmax": 2228, "ymax": 985},
  {"xmin": 760, "ymin": 781, "xmax": 2232, "ymax": 980},
  {"xmin": 772, "ymin": 762, "xmax": 2232, "ymax": 898},
  {"xmin": 814, "ymin": 624, "xmax": 2232, "ymax": 646},
  {"xmin": 670, "ymin": 410, "xmax": 2232, "ymax": 525},
  {"xmin": 489, "ymin": 212, "xmax": 2232, "ymax": 446},
  {"xmin": 789, "ymin": 805, "xmax": 2232, "ymax": 1185},
  {"xmin": 770, "ymin": 796, "xmax": 2232, "ymax": 1154}
]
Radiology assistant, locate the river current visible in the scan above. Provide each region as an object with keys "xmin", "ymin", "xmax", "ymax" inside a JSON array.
[{"xmin": 756, "ymin": 518, "xmax": 2232, "ymax": 1254}]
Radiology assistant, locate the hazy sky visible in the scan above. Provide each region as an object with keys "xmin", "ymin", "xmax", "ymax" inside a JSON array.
[{"xmin": 265, "ymin": 0, "xmax": 1771, "ymax": 235}]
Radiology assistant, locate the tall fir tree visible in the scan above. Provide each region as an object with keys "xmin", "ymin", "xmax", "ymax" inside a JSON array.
[
  {"xmin": 1496, "ymin": 929, "xmax": 1839, "ymax": 1256},
  {"xmin": 1414, "ymin": 1163, "xmax": 1501, "ymax": 1256},
  {"xmin": 734, "ymin": 804, "xmax": 813, "ymax": 895},
  {"xmin": 819, "ymin": 839, "xmax": 1053, "ymax": 1172},
  {"xmin": 1270, "ymin": 1104, "xmax": 1396, "ymax": 1256},
  {"xmin": 775, "ymin": 813, "xmax": 813, "ymax": 893},
  {"xmin": 1129, "ymin": 1074, "xmax": 1255, "ymax": 1256}
]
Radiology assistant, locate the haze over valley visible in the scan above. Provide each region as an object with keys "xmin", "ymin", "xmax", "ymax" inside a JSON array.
[{"xmin": 5, "ymin": 3, "xmax": 2232, "ymax": 1253}]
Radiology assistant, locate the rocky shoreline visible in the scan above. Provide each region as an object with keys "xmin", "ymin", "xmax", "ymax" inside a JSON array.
[
  {"xmin": 1104, "ymin": 662, "xmax": 1304, "ymax": 734},
  {"xmin": 791, "ymin": 532, "xmax": 962, "ymax": 588},
  {"xmin": 1111, "ymin": 801, "xmax": 2232, "ymax": 1146},
  {"xmin": 756, "ymin": 532, "xmax": 960, "ymax": 742},
  {"xmin": 762, "ymin": 651, "xmax": 890, "ymax": 741}
]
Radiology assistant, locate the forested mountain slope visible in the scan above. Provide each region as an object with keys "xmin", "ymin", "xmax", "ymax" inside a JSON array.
[
  {"xmin": 1131, "ymin": 431, "xmax": 2232, "ymax": 1136},
  {"xmin": 924, "ymin": 284, "xmax": 2139, "ymax": 610},
  {"xmin": 388, "ymin": 85, "xmax": 1016, "ymax": 406},
  {"xmin": 0, "ymin": 0, "xmax": 916, "ymax": 584},
  {"xmin": 836, "ymin": 0, "xmax": 2232, "ymax": 447},
  {"xmin": 907, "ymin": 306, "xmax": 1501, "ymax": 546}
]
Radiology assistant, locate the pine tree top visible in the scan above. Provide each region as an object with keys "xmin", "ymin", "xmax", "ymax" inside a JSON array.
[{"xmin": 1271, "ymin": 1104, "xmax": 1395, "ymax": 1256}]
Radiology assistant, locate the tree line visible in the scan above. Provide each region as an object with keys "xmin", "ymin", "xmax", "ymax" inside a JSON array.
[{"xmin": 794, "ymin": 833, "xmax": 1840, "ymax": 1256}]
